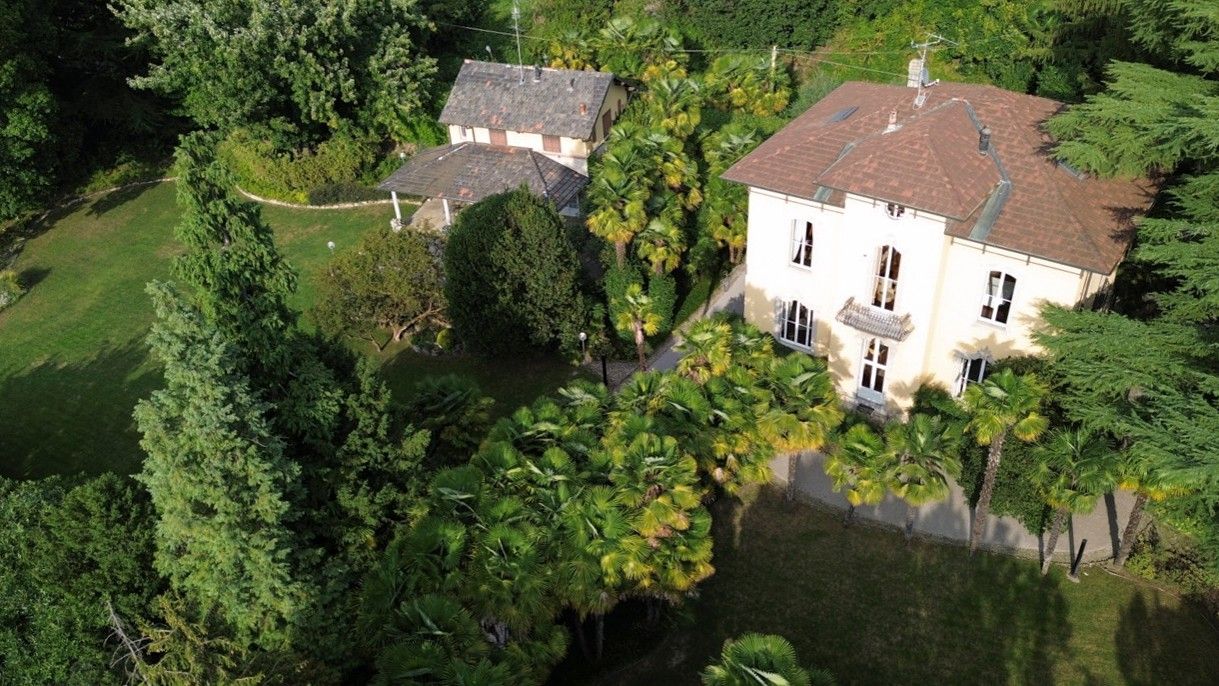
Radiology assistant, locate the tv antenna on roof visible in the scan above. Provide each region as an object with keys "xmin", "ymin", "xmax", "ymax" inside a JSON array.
[
  {"xmin": 512, "ymin": 1, "xmax": 525, "ymax": 84},
  {"xmin": 909, "ymin": 33, "xmax": 952, "ymax": 108}
]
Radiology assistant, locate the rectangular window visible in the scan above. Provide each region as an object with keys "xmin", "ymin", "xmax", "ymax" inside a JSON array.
[
  {"xmin": 602, "ymin": 110, "xmax": 613, "ymax": 138},
  {"xmin": 860, "ymin": 338, "xmax": 890, "ymax": 397},
  {"xmin": 790, "ymin": 220, "xmax": 813, "ymax": 268},
  {"xmin": 872, "ymin": 246, "xmax": 901, "ymax": 311},
  {"xmin": 542, "ymin": 134, "xmax": 561, "ymax": 153},
  {"xmin": 980, "ymin": 271, "xmax": 1016, "ymax": 324},
  {"xmin": 779, "ymin": 300, "xmax": 813, "ymax": 348},
  {"xmin": 957, "ymin": 356, "xmax": 988, "ymax": 395},
  {"xmin": 489, "ymin": 128, "xmax": 508, "ymax": 146}
]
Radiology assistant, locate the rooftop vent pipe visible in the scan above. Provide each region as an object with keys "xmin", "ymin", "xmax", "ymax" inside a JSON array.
[
  {"xmin": 579, "ymin": 102, "xmax": 588, "ymax": 116},
  {"xmin": 884, "ymin": 110, "xmax": 899, "ymax": 133},
  {"xmin": 978, "ymin": 126, "xmax": 992, "ymax": 154},
  {"xmin": 568, "ymin": 78, "xmax": 575, "ymax": 92},
  {"xmin": 533, "ymin": 64, "xmax": 542, "ymax": 82}
]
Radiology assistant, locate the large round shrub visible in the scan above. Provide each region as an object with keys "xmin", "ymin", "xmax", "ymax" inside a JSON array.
[{"xmin": 444, "ymin": 187, "xmax": 588, "ymax": 355}]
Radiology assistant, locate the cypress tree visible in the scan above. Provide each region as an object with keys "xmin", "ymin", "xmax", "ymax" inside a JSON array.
[{"xmin": 135, "ymin": 282, "xmax": 307, "ymax": 647}]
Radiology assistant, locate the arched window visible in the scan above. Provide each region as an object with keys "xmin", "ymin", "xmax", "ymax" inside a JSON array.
[
  {"xmin": 860, "ymin": 338, "xmax": 889, "ymax": 395},
  {"xmin": 790, "ymin": 220, "xmax": 813, "ymax": 268},
  {"xmin": 979, "ymin": 271, "xmax": 1017, "ymax": 324},
  {"xmin": 872, "ymin": 245, "xmax": 901, "ymax": 311},
  {"xmin": 886, "ymin": 203, "xmax": 905, "ymax": 219},
  {"xmin": 779, "ymin": 300, "xmax": 813, "ymax": 348}
]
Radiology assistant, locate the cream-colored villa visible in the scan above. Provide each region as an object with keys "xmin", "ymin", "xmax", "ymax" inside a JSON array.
[{"xmin": 723, "ymin": 63, "xmax": 1155, "ymax": 415}]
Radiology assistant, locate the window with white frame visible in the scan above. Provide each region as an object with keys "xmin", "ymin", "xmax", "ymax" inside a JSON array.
[
  {"xmin": 886, "ymin": 202, "xmax": 906, "ymax": 220},
  {"xmin": 956, "ymin": 355, "xmax": 989, "ymax": 395},
  {"xmin": 979, "ymin": 271, "xmax": 1017, "ymax": 324},
  {"xmin": 859, "ymin": 338, "xmax": 889, "ymax": 396},
  {"xmin": 790, "ymin": 220, "xmax": 813, "ymax": 268},
  {"xmin": 779, "ymin": 300, "xmax": 813, "ymax": 348},
  {"xmin": 872, "ymin": 245, "xmax": 901, "ymax": 311}
]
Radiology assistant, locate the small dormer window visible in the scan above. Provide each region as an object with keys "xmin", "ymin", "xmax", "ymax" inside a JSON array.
[{"xmin": 886, "ymin": 203, "xmax": 905, "ymax": 220}]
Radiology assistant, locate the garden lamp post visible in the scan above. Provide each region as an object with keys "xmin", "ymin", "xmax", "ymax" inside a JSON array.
[{"xmin": 578, "ymin": 331, "xmax": 588, "ymax": 362}]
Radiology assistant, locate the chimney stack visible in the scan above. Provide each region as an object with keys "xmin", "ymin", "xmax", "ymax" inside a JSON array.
[
  {"xmin": 533, "ymin": 64, "xmax": 542, "ymax": 82},
  {"xmin": 884, "ymin": 110, "xmax": 899, "ymax": 133},
  {"xmin": 579, "ymin": 102, "xmax": 588, "ymax": 116},
  {"xmin": 978, "ymin": 126, "xmax": 992, "ymax": 154},
  {"xmin": 907, "ymin": 58, "xmax": 927, "ymax": 89}
]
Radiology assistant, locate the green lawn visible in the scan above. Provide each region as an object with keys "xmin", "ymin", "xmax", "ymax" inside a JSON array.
[
  {"xmin": 551, "ymin": 486, "xmax": 1219, "ymax": 686},
  {"xmin": 0, "ymin": 181, "xmax": 580, "ymax": 479}
]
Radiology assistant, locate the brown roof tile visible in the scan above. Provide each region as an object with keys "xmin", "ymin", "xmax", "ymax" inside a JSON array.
[{"xmin": 722, "ymin": 81, "xmax": 1156, "ymax": 273}]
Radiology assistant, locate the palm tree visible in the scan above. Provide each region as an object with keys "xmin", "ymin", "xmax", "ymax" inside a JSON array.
[
  {"xmin": 675, "ymin": 318, "xmax": 734, "ymax": 383},
  {"xmin": 702, "ymin": 633, "xmax": 833, "ymax": 686},
  {"xmin": 586, "ymin": 156, "xmax": 649, "ymax": 268},
  {"xmin": 1112, "ymin": 451, "xmax": 1188, "ymax": 567},
  {"xmin": 558, "ymin": 486, "xmax": 629, "ymax": 661},
  {"xmin": 1031, "ymin": 428, "xmax": 1118, "ymax": 575},
  {"xmin": 702, "ymin": 181, "xmax": 748, "ymax": 264},
  {"xmin": 636, "ymin": 215, "xmax": 686, "ymax": 274},
  {"xmin": 704, "ymin": 53, "xmax": 793, "ymax": 116},
  {"xmin": 761, "ymin": 354, "xmax": 843, "ymax": 501},
  {"xmin": 824, "ymin": 423, "xmax": 893, "ymax": 525},
  {"xmin": 886, "ymin": 414, "xmax": 960, "ymax": 542},
  {"xmin": 962, "ymin": 369, "xmax": 1049, "ymax": 555},
  {"xmin": 612, "ymin": 283, "xmax": 662, "ymax": 370},
  {"xmin": 644, "ymin": 77, "xmax": 702, "ymax": 137}
]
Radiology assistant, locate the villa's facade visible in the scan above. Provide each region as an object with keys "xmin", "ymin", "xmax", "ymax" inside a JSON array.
[{"xmin": 724, "ymin": 67, "xmax": 1155, "ymax": 415}]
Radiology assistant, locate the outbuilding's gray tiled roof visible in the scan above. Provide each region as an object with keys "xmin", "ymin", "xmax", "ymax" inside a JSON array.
[
  {"xmin": 439, "ymin": 60, "xmax": 615, "ymax": 140},
  {"xmin": 378, "ymin": 143, "xmax": 587, "ymax": 210}
]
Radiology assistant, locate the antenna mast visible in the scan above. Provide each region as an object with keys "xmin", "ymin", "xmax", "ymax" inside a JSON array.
[
  {"xmin": 512, "ymin": 1, "xmax": 525, "ymax": 84},
  {"xmin": 909, "ymin": 33, "xmax": 954, "ymax": 108}
]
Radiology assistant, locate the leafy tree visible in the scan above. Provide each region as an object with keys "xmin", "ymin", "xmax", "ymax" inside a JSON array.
[
  {"xmin": 961, "ymin": 369, "xmax": 1049, "ymax": 554},
  {"xmin": 677, "ymin": 0, "xmax": 838, "ymax": 50},
  {"xmin": 0, "ymin": 0, "xmax": 56, "ymax": 219},
  {"xmin": 704, "ymin": 53, "xmax": 793, "ymax": 116},
  {"xmin": 701, "ymin": 632, "xmax": 835, "ymax": 686},
  {"xmin": 135, "ymin": 282, "xmax": 307, "ymax": 647},
  {"xmin": 112, "ymin": 0, "xmax": 438, "ymax": 141},
  {"xmin": 825, "ymin": 422, "xmax": 893, "ymax": 525},
  {"xmin": 445, "ymin": 187, "xmax": 588, "ymax": 355},
  {"xmin": 613, "ymin": 282, "xmax": 662, "ymax": 370},
  {"xmin": 0, "ymin": 475, "xmax": 161, "ymax": 685},
  {"xmin": 1031, "ymin": 429, "xmax": 1119, "ymax": 575},
  {"xmin": 315, "ymin": 225, "xmax": 446, "ymax": 350},
  {"xmin": 403, "ymin": 374, "xmax": 495, "ymax": 472},
  {"xmin": 886, "ymin": 414, "xmax": 960, "ymax": 542}
]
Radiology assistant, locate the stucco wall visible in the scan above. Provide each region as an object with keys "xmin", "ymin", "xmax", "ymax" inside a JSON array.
[{"xmin": 743, "ymin": 187, "xmax": 1106, "ymax": 415}]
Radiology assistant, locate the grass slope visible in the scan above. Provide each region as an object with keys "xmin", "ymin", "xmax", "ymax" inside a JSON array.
[
  {"xmin": 553, "ymin": 486, "xmax": 1219, "ymax": 686},
  {"xmin": 0, "ymin": 182, "xmax": 578, "ymax": 478}
]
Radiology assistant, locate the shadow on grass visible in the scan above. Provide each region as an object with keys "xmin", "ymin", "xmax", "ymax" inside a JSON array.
[
  {"xmin": 559, "ymin": 486, "xmax": 1076, "ymax": 685},
  {"xmin": 17, "ymin": 266, "xmax": 50, "ymax": 291},
  {"xmin": 0, "ymin": 339, "xmax": 156, "ymax": 479},
  {"xmin": 1116, "ymin": 593, "xmax": 1219, "ymax": 685},
  {"xmin": 86, "ymin": 181, "xmax": 156, "ymax": 217}
]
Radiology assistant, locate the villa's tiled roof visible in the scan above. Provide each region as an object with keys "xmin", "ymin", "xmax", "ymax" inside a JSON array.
[
  {"xmin": 378, "ymin": 143, "xmax": 587, "ymax": 210},
  {"xmin": 722, "ymin": 81, "xmax": 1157, "ymax": 274},
  {"xmin": 439, "ymin": 60, "xmax": 617, "ymax": 140}
]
